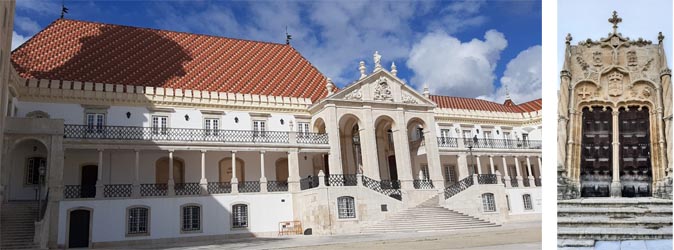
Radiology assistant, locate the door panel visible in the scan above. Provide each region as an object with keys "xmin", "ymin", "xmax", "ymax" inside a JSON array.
[
  {"xmin": 81, "ymin": 165, "xmax": 97, "ymax": 198},
  {"xmin": 68, "ymin": 209, "xmax": 90, "ymax": 248}
]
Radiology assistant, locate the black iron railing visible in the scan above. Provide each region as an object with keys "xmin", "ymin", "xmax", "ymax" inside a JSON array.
[
  {"xmin": 535, "ymin": 178, "xmax": 541, "ymax": 187},
  {"xmin": 175, "ymin": 183, "xmax": 201, "ymax": 196},
  {"xmin": 437, "ymin": 137, "xmax": 458, "ymax": 147},
  {"xmin": 103, "ymin": 184, "xmax": 132, "ymax": 198},
  {"xmin": 463, "ymin": 138, "xmax": 542, "ymax": 149},
  {"xmin": 523, "ymin": 178, "xmax": 531, "ymax": 187},
  {"xmin": 140, "ymin": 184, "xmax": 167, "ymax": 197},
  {"xmin": 297, "ymin": 133, "xmax": 329, "ymax": 144},
  {"xmin": 477, "ymin": 174, "xmax": 498, "ymax": 184},
  {"xmin": 510, "ymin": 178, "xmax": 519, "ymax": 187},
  {"xmin": 325, "ymin": 174, "xmax": 358, "ymax": 186},
  {"xmin": 207, "ymin": 182, "xmax": 231, "ymax": 194},
  {"xmin": 64, "ymin": 185, "xmax": 82, "ymax": 199},
  {"xmin": 267, "ymin": 181, "xmax": 288, "ymax": 192},
  {"xmin": 64, "ymin": 125, "xmax": 327, "ymax": 144},
  {"xmin": 238, "ymin": 181, "xmax": 260, "ymax": 193},
  {"xmin": 300, "ymin": 176, "xmax": 319, "ymax": 190},
  {"xmin": 362, "ymin": 176, "xmax": 402, "ymax": 201},
  {"xmin": 413, "ymin": 179, "xmax": 435, "ymax": 189},
  {"xmin": 444, "ymin": 176, "xmax": 474, "ymax": 199}
]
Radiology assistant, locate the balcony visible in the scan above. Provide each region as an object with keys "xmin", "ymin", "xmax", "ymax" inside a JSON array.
[
  {"xmin": 437, "ymin": 137, "xmax": 541, "ymax": 150},
  {"xmin": 63, "ymin": 125, "xmax": 329, "ymax": 145}
]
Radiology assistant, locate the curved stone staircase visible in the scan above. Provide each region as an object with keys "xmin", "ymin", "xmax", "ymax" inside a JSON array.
[
  {"xmin": 557, "ymin": 198, "xmax": 673, "ymax": 249},
  {"xmin": 1, "ymin": 201, "xmax": 39, "ymax": 249},
  {"xmin": 362, "ymin": 195, "xmax": 499, "ymax": 233}
]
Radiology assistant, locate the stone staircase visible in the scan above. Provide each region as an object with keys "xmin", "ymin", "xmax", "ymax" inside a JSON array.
[
  {"xmin": 557, "ymin": 198, "xmax": 673, "ymax": 249},
  {"xmin": 1, "ymin": 201, "xmax": 39, "ymax": 249},
  {"xmin": 362, "ymin": 195, "xmax": 499, "ymax": 233}
]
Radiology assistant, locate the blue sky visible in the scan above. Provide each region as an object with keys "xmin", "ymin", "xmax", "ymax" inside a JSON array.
[{"xmin": 13, "ymin": 0, "xmax": 542, "ymax": 103}]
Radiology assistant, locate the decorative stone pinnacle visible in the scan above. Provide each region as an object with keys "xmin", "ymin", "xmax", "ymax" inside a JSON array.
[
  {"xmin": 326, "ymin": 78, "xmax": 335, "ymax": 95},
  {"xmin": 565, "ymin": 33, "xmax": 572, "ymax": 45},
  {"xmin": 608, "ymin": 11, "xmax": 622, "ymax": 34},
  {"xmin": 658, "ymin": 32, "xmax": 665, "ymax": 44},
  {"xmin": 373, "ymin": 51, "xmax": 382, "ymax": 71},
  {"xmin": 359, "ymin": 61, "xmax": 366, "ymax": 79},
  {"xmin": 391, "ymin": 62, "xmax": 397, "ymax": 76},
  {"xmin": 505, "ymin": 84, "xmax": 511, "ymax": 100},
  {"xmin": 423, "ymin": 86, "xmax": 430, "ymax": 98}
]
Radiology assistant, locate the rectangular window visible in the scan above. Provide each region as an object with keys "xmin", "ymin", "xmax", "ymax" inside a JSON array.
[
  {"xmin": 337, "ymin": 196, "xmax": 356, "ymax": 219},
  {"xmin": 86, "ymin": 113, "xmax": 105, "ymax": 133},
  {"xmin": 181, "ymin": 205, "xmax": 201, "ymax": 232},
  {"xmin": 152, "ymin": 115, "xmax": 168, "ymax": 135},
  {"xmin": 420, "ymin": 164, "xmax": 430, "ymax": 180},
  {"xmin": 523, "ymin": 194, "xmax": 533, "ymax": 210},
  {"xmin": 482, "ymin": 193, "xmax": 496, "ymax": 212},
  {"xmin": 484, "ymin": 131, "xmax": 492, "ymax": 140},
  {"xmin": 127, "ymin": 207, "xmax": 149, "ymax": 235},
  {"xmin": 444, "ymin": 165, "xmax": 456, "ymax": 183},
  {"xmin": 204, "ymin": 118, "xmax": 219, "ymax": 135},
  {"xmin": 253, "ymin": 120, "xmax": 266, "ymax": 137},
  {"xmin": 462, "ymin": 130, "xmax": 472, "ymax": 139},
  {"xmin": 232, "ymin": 204, "xmax": 248, "ymax": 228},
  {"xmin": 297, "ymin": 122, "xmax": 310, "ymax": 134},
  {"xmin": 25, "ymin": 157, "xmax": 45, "ymax": 185}
]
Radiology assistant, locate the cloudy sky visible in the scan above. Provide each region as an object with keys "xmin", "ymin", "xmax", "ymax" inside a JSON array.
[
  {"xmin": 12, "ymin": 0, "xmax": 541, "ymax": 104},
  {"xmin": 557, "ymin": 0, "xmax": 672, "ymax": 77}
]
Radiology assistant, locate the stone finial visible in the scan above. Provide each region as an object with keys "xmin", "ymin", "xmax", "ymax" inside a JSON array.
[
  {"xmin": 326, "ymin": 78, "xmax": 335, "ymax": 95},
  {"xmin": 423, "ymin": 85, "xmax": 430, "ymax": 98},
  {"xmin": 658, "ymin": 32, "xmax": 665, "ymax": 44},
  {"xmin": 373, "ymin": 51, "xmax": 382, "ymax": 72},
  {"xmin": 608, "ymin": 11, "xmax": 622, "ymax": 34},
  {"xmin": 565, "ymin": 33, "xmax": 572, "ymax": 45},
  {"xmin": 391, "ymin": 62, "xmax": 397, "ymax": 76},
  {"xmin": 505, "ymin": 84, "xmax": 511, "ymax": 100},
  {"xmin": 359, "ymin": 61, "xmax": 367, "ymax": 79}
]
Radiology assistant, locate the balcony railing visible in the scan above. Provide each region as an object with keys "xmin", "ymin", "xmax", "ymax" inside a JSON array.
[
  {"xmin": 300, "ymin": 176, "xmax": 319, "ymax": 190},
  {"xmin": 267, "ymin": 181, "xmax": 288, "ymax": 192},
  {"xmin": 175, "ymin": 183, "xmax": 201, "ymax": 196},
  {"xmin": 437, "ymin": 137, "xmax": 458, "ymax": 147},
  {"xmin": 207, "ymin": 182, "xmax": 231, "ymax": 194},
  {"xmin": 325, "ymin": 174, "xmax": 358, "ymax": 186},
  {"xmin": 140, "ymin": 183, "xmax": 167, "ymax": 197},
  {"xmin": 463, "ymin": 138, "xmax": 541, "ymax": 149},
  {"xmin": 477, "ymin": 174, "xmax": 498, "ymax": 184},
  {"xmin": 413, "ymin": 179, "xmax": 435, "ymax": 189},
  {"xmin": 64, "ymin": 125, "xmax": 328, "ymax": 145},
  {"xmin": 238, "ymin": 181, "xmax": 260, "ymax": 193},
  {"xmin": 103, "ymin": 184, "xmax": 132, "ymax": 198}
]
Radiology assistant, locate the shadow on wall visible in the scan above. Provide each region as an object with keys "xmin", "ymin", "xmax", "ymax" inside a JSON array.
[{"xmin": 14, "ymin": 24, "xmax": 192, "ymax": 88}]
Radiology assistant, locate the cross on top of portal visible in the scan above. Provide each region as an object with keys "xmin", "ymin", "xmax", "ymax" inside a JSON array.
[{"xmin": 608, "ymin": 11, "xmax": 622, "ymax": 34}]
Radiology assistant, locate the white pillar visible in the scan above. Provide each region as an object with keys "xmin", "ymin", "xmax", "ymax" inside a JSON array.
[
  {"xmin": 288, "ymin": 149, "xmax": 301, "ymax": 192},
  {"xmin": 132, "ymin": 149, "xmax": 140, "ymax": 198},
  {"xmin": 231, "ymin": 151, "xmax": 238, "ymax": 194},
  {"xmin": 489, "ymin": 155, "xmax": 495, "ymax": 174},
  {"xmin": 526, "ymin": 156, "xmax": 535, "ymax": 187},
  {"xmin": 95, "ymin": 149, "xmax": 104, "ymax": 198},
  {"xmin": 502, "ymin": 156, "xmax": 511, "ymax": 188},
  {"xmin": 538, "ymin": 156, "xmax": 543, "ymax": 185},
  {"xmin": 456, "ymin": 154, "xmax": 469, "ymax": 179},
  {"xmin": 260, "ymin": 151, "xmax": 268, "ymax": 193},
  {"xmin": 611, "ymin": 110, "xmax": 621, "ymax": 197},
  {"xmin": 200, "ymin": 150, "xmax": 208, "ymax": 195},
  {"xmin": 167, "ymin": 150, "xmax": 175, "ymax": 196},
  {"xmin": 514, "ymin": 156, "xmax": 524, "ymax": 187},
  {"xmin": 476, "ymin": 155, "xmax": 482, "ymax": 175}
]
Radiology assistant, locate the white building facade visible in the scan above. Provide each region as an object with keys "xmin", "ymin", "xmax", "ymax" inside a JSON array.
[{"xmin": 1, "ymin": 18, "xmax": 542, "ymax": 249}]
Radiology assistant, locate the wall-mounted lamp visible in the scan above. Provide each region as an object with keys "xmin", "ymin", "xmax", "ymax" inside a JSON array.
[
  {"xmin": 184, "ymin": 114, "xmax": 190, "ymax": 121},
  {"xmin": 476, "ymin": 129, "xmax": 480, "ymax": 134},
  {"xmin": 234, "ymin": 117, "xmax": 239, "ymax": 123},
  {"xmin": 126, "ymin": 112, "xmax": 131, "ymax": 119},
  {"xmin": 280, "ymin": 119, "xmax": 284, "ymax": 125},
  {"xmin": 304, "ymin": 155, "xmax": 307, "ymax": 160},
  {"xmin": 496, "ymin": 130, "xmax": 500, "ymax": 135}
]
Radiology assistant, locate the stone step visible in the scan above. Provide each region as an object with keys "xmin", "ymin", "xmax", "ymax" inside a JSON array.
[
  {"xmin": 368, "ymin": 220, "xmax": 493, "ymax": 228},
  {"xmin": 363, "ymin": 224, "xmax": 500, "ymax": 233},
  {"xmin": 558, "ymin": 226, "xmax": 673, "ymax": 241},
  {"xmin": 381, "ymin": 218, "xmax": 485, "ymax": 224},
  {"xmin": 558, "ymin": 216, "xmax": 672, "ymax": 228},
  {"xmin": 558, "ymin": 207, "xmax": 672, "ymax": 216},
  {"xmin": 557, "ymin": 239, "xmax": 595, "ymax": 247}
]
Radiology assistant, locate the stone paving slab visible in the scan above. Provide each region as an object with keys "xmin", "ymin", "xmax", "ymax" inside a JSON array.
[{"xmin": 593, "ymin": 240, "xmax": 672, "ymax": 250}]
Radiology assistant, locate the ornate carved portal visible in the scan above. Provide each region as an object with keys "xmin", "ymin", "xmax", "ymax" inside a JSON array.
[
  {"xmin": 618, "ymin": 107, "xmax": 652, "ymax": 197},
  {"xmin": 580, "ymin": 107, "xmax": 612, "ymax": 197}
]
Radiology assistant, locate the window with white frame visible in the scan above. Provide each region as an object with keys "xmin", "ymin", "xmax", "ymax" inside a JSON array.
[
  {"xmin": 25, "ymin": 157, "xmax": 45, "ymax": 185},
  {"xmin": 127, "ymin": 206, "xmax": 149, "ymax": 235},
  {"xmin": 484, "ymin": 131, "xmax": 492, "ymax": 140},
  {"xmin": 232, "ymin": 204, "xmax": 248, "ymax": 228},
  {"xmin": 440, "ymin": 129, "xmax": 451, "ymax": 144},
  {"xmin": 503, "ymin": 131, "xmax": 511, "ymax": 140},
  {"xmin": 204, "ymin": 118, "xmax": 219, "ymax": 135},
  {"xmin": 462, "ymin": 130, "xmax": 472, "ymax": 139},
  {"xmin": 253, "ymin": 120, "xmax": 266, "ymax": 137},
  {"xmin": 181, "ymin": 205, "xmax": 201, "ymax": 232},
  {"xmin": 482, "ymin": 193, "xmax": 496, "ymax": 212},
  {"xmin": 420, "ymin": 164, "xmax": 430, "ymax": 180},
  {"xmin": 297, "ymin": 122, "xmax": 310, "ymax": 136},
  {"xmin": 152, "ymin": 115, "xmax": 168, "ymax": 135},
  {"xmin": 444, "ymin": 165, "xmax": 456, "ymax": 183},
  {"xmin": 86, "ymin": 113, "xmax": 105, "ymax": 133},
  {"xmin": 523, "ymin": 194, "xmax": 533, "ymax": 210},
  {"xmin": 337, "ymin": 196, "xmax": 356, "ymax": 219}
]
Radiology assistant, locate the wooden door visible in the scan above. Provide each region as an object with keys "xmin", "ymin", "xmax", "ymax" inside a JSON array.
[{"xmin": 68, "ymin": 209, "xmax": 90, "ymax": 248}]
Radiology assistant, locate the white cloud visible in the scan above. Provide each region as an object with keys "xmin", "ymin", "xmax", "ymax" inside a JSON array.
[
  {"xmin": 406, "ymin": 30, "xmax": 507, "ymax": 97},
  {"xmin": 479, "ymin": 45, "xmax": 541, "ymax": 103},
  {"xmin": 14, "ymin": 16, "xmax": 41, "ymax": 34},
  {"xmin": 16, "ymin": 0, "xmax": 60, "ymax": 14},
  {"xmin": 12, "ymin": 31, "xmax": 30, "ymax": 50}
]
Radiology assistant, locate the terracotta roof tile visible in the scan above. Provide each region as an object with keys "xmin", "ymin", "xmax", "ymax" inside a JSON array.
[
  {"xmin": 430, "ymin": 95, "xmax": 542, "ymax": 113},
  {"xmin": 11, "ymin": 19, "xmax": 329, "ymax": 101}
]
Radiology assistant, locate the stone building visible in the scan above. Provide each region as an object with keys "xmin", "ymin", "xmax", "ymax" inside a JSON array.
[
  {"xmin": 0, "ymin": 17, "xmax": 541, "ymax": 249},
  {"xmin": 557, "ymin": 11, "xmax": 672, "ymax": 247}
]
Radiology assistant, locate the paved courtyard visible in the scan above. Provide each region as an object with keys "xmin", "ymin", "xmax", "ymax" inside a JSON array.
[
  {"xmin": 594, "ymin": 240, "xmax": 672, "ymax": 250},
  {"xmin": 101, "ymin": 221, "xmax": 540, "ymax": 250}
]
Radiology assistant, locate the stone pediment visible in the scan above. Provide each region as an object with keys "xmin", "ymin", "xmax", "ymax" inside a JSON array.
[{"xmin": 327, "ymin": 70, "xmax": 434, "ymax": 106}]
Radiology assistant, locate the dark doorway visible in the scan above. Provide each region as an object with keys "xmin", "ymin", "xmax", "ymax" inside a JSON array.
[
  {"xmin": 388, "ymin": 155, "xmax": 399, "ymax": 189},
  {"xmin": 81, "ymin": 165, "xmax": 97, "ymax": 198},
  {"xmin": 580, "ymin": 107, "xmax": 612, "ymax": 197},
  {"xmin": 323, "ymin": 154, "xmax": 330, "ymax": 176},
  {"xmin": 619, "ymin": 107, "xmax": 652, "ymax": 197},
  {"xmin": 68, "ymin": 209, "xmax": 90, "ymax": 248}
]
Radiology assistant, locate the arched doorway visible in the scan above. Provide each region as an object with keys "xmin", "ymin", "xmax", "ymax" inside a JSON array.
[
  {"xmin": 275, "ymin": 158, "xmax": 289, "ymax": 182},
  {"xmin": 68, "ymin": 208, "xmax": 91, "ymax": 248},
  {"xmin": 375, "ymin": 115, "xmax": 397, "ymax": 182},
  {"xmin": 408, "ymin": 118, "xmax": 433, "ymax": 188},
  {"xmin": 155, "ymin": 157, "xmax": 185, "ymax": 184},
  {"xmin": 8, "ymin": 138, "xmax": 48, "ymax": 200},
  {"xmin": 619, "ymin": 106, "xmax": 652, "ymax": 197},
  {"xmin": 579, "ymin": 106, "xmax": 612, "ymax": 197},
  {"xmin": 338, "ymin": 115, "xmax": 362, "ymax": 175},
  {"xmin": 313, "ymin": 118, "xmax": 329, "ymax": 175},
  {"xmin": 81, "ymin": 165, "xmax": 97, "ymax": 198},
  {"xmin": 219, "ymin": 157, "xmax": 245, "ymax": 182}
]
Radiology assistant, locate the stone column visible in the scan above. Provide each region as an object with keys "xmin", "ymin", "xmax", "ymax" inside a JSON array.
[
  {"xmin": 167, "ymin": 150, "xmax": 175, "ymax": 196},
  {"xmin": 393, "ymin": 109, "xmax": 414, "ymax": 189},
  {"xmin": 514, "ymin": 156, "xmax": 523, "ymax": 187},
  {"xmin": 95, "ymin": 149, "xmax": 104, "ymax": 198},
  {"xmin": 526, "ymin": 156, "xmax": 535, "ymax": 187},
  {"xmin": 325, "ymin": 105, "xmax": 343, "ymax": 174},
  {"xmin": 538, "ymin": 156, "xmax": 543, "ymax": 185},
  {"xmin": 475, "ymin": 155, "xmax": 482, "ymax": 175},
  {"xmin": 489, "ymin": 155, "xmax": 495, "ymax": 174},
  {"xmin": 502, "ymin": 156, "xmax": 511, "ymax": 187},
  {"xmin": 456, "ymin": 154, "xmax": 469, "ymax": 179},
  {"xmin": 611, "ymin": 110, "xmax": 621, "ymax": 197},
  {"xmin": 421, "ymin": 117, "xmax": 445, "ymax": 188},
  {"xmin": 231, "ymin": 151, "xmax": 238, "ymax": 194},
  {"xmin": 260, "ymin": 151, "xmax": 268, "ymax": 193},
  {"xmin": 132, "ymin": 149, "xmax": 140, "ymax": 198},
  {"xmin": 199, "ymin": 150, "xmax": 208, "ymax": 195},
  {"xmin": 288, "ymin": 149, "xmax": 301, "ymax": 192},
  {"xmin": 362, "ymin": 105, "xmax": 380, "ymax": 179}
]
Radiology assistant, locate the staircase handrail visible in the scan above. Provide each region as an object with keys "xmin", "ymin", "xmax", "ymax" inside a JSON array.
[
  {"xmin": 39, "ymin": 189, "xmax": 49, "ymax": 220},
  {"xmin": 361, "ymin": 175, "xmax": 402, "ymax": 201},
  {"xmin": 444, "ymin": 176, "xmax": 474, "ymax": 199}
]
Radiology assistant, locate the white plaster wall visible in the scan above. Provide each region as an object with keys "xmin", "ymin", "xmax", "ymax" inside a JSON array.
[
  {"xmin": 505, "ymin": 187, "xmax": 542, "ymax": 215},
  {"xmin": 57, "ymin": 194, "xmax": 293, "ymax": 244},
  {"xmin": 7, "ymin": 140, "xmax": 48, "ymax": 200},
  {"xmin": 442, "ymin": 184, "xmax": 509, "ymax": 224},
  {"xmin": 16, "ymin": 101, "xmax": 84, "ymax": 124}
]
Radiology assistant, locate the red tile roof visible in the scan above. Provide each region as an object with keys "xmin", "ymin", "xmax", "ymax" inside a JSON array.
[
  {"xmin": 429, "ymin": 95, "xmax": 542, "ymax": 113},
  {"xmin": 11, "ymin": 19, "xmax": 329, "ymax": 101}
]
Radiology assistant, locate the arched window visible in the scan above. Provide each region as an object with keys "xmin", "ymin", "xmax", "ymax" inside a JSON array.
[
  {"xmin": 337, "ymin": 196, "xmax": 356, "ymax": 219},
  {"xmin": 481, "ymin": 193, "xmax": 496, "ymax": 212},
  {"xmin": 232, "ymin": 204, "xmax": 248, "ymax": 228},
  {"xmin": 181, "ymin": 204, "xmax": 201, "ymax": 232},
  {"xmin": 127, "ymin": 206, "xmax": 149, "ymax": 235},
  {"xmin": 523, "ymin": 194, "xmax": 533, "ymax": 210}
]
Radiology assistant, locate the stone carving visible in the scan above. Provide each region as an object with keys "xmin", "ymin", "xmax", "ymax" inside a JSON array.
[
  {"xmin": 373, "ymin": 81, "xmax": 392, "ymax": 101},
  {"xmin": 576, "ymin": 56, "xmax": 590, "ymax": 77},
  {"xmin": 607, "ymin": 71, "xmax": 624, "ymax": 97},
  {"xmin": 402, "ymin": 93, "xmax": 417, "ymax": 104},
  {"xmin": 344, "ymin": 88, "xmax": 362, "ymax": 100},
  {"xmin": 373, "ymin": 51, "xmax": 382, "ymax": 71},
  {"xmin": 627, "ymin": 50, "xmax": 637, "ymax": 67},
  {"xmin": 557, "ymin": 169, "xmax": 579, "ymax": 200},
  {"xmin": 642, "ymin": 87, "xmax": 652, "ymax": 98},
  {"xmin": 26, "ymin": 110, "xmax": 50, "ymax": 119},
  {"xmin": 577, "ymin": 86, "xmax": 592, "ymax": 100},
  {"xmin": 641, "ymin": 58, "xmax": 654, "ymax": 79},
  {"xmin": 592, "ymin": 51, "xmax": 603, "ymax": 67}
]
